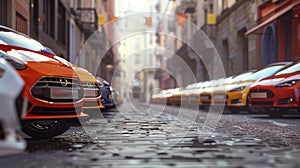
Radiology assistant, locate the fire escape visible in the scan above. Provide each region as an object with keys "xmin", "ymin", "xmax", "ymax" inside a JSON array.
[{"xmin": 71, "ymin": 6, "xmax": 98, "ymax": 39}]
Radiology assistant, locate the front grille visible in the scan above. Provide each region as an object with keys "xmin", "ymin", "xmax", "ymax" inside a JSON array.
[
  {"xmin": 31, "ymin": 77, "xmax": 83, "ymax": 102},
  {"xmin": 82, "ymin": 82, "xmax": 101, "ymax": 98},
  {"xmin": 30, "ymin": 106, "xmax": 81, "ymax": 116},
  {"xmin": 212, "ymin": 93, "xmax": 228, "ymax": 99},
  {"xmin": 250, "ymin": 89, "xmax": 274, "ymax": 98},
  {"xmin": 200, "ymin": 94, "xmax": 211, "ymax": 100},
  {"xmin": 251, "ymin": 101, "xmax": 273, "ymax": 105}
]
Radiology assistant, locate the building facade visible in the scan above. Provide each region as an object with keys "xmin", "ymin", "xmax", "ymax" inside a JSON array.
[
  {"xmin": 0, "ymin": 0, "xmax": 30, "ymax": 35},
  {"xmin": 0, "ymin": 0, "xmax": 115, "ymax": 83},
  {"xmin": 246, "ymin": 0, "xmax": 300, "ymax": 67},
  {"xmin": 214, "ymin": 0, "xmax": 258, "ymax": 75}
]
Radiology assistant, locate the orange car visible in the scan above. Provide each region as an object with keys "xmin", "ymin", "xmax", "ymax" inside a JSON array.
[{"xmin": 0, "ymin": 45, "xmax": 87, "ymax": 139}]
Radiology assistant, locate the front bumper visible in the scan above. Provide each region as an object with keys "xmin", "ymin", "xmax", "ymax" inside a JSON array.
[{"xmin": 249, "ymin": 87, "xmax": 300, "ymax": 114}]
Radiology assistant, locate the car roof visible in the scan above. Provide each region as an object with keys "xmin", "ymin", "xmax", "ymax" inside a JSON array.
[
  {"xmin": 265, "ymin": 61, "xmax": 292, "ymax": 67},
  {"xmin": 0, "ymin": 25, "xmax": 17, "ymax": 32},
  {"xmin": 0, "ymin": 25, "xmax": 35, "ymax": 41}
]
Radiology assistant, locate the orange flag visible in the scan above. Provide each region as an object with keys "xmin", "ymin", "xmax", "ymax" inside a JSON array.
[
  {"xmin": 176, "ymin": 14, "xmax": 186, "ymax": 26},
  {"xmin": 145, "ymin": 16, "xmax": 152, "ymax": 27}
]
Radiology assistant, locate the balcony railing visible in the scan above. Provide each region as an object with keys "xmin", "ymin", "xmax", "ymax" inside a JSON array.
[{"xmin": 74, "ymin": 8, "xmax": 98, "ymax": 37}]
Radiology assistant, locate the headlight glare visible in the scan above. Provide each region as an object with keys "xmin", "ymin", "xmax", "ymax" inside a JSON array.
[
  {"xmin": 274, "ymin": 80, "xmax": 299, "ymax": 88},
  {"xmin": 229, "ymin": 86, "xmax": 246, "ymax": 92}
]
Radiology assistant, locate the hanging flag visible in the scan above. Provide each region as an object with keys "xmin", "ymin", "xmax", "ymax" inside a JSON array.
[
  {"xmin": 176, "ymin": 14, "xmax": 187, "ymax": 26},
  {"xmin": 207, "ymin": 13, "xmax": 216, "ymax": 25},
  {"xmin": 144, "ymin": 16, "xmax": 152, "ymax": 27},
  {"xmin": 111, "ymin": 16, "xmax": 118, "ymax": 22},
  {"xmin": 98, "ymin": 14, "xmax": 107, "ymax": 25}
]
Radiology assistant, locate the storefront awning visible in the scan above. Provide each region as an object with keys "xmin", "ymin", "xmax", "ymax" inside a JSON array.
[{"xmin": 245, "ymin": 1, "xmax": 300, "ymax": 36}]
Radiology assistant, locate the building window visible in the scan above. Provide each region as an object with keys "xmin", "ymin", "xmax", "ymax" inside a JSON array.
[
  {"xmin": 222, "ymin": 39, "xmax": 229, "ymax": 75},
  {"xmin": 204, "ymin": 8, "xmax": 207, "ymax": 24},
  {"xmin": 30, "ymin": 0, "xmax": 39, "ymax": 38},
  {"xmin": 222, "ymin": 0, "xmax": 228, "ymax": 10},
  {"xmin": 0, "ymin": 0, "xmax": 8, "ymax": 26},
  {"xmin": 58, "ymin": 1, "xmax": 66, "ymax": 45},
  {"xmin": 135, "ymin": 54, "xmax": 140, "ymax": 64},
  {"xmin": 43, "ymin": 0, "xmax": 55, "ymax": 38},
  {"xmin": 16, "ymin": 13, "xmax": 28, "ymax": 34},
  {"xmin": 209, "ymin": 3, "xmax": 213, "ymax": 13}
]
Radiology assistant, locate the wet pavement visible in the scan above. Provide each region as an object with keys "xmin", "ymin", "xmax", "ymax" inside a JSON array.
[{"xmin": 1, "ymin": 103, "xmax": 300, "ymax": 167}]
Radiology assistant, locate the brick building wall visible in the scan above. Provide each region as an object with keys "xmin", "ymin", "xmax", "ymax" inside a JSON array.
[
  {"xmin": 0, "ymin": 0, "xmax": 30, "ymax": 35},
  {"xmin": 214, "ymin": 0, "xmax": 258, "ymax": 76}
]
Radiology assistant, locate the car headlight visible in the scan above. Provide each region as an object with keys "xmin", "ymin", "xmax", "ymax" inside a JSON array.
[
  {"xmin": 229, "ymin": 86, "xmax": 247, "ymax": 92},
  {"xmin": 274, "ymin": 80, "xmax": 299, "ymax": 88},
  {"xmin": 96, "ymin": 79, "xmax": 104, "ymax": 88},
  {"xmin": 0, "ymin": 51, "xmax": 26, "ymax": 70}
]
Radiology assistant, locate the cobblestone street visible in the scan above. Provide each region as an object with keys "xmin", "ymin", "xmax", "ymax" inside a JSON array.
[{"xmin": 1, "ymin": 103, "xmax": 300, "ymax": 167}]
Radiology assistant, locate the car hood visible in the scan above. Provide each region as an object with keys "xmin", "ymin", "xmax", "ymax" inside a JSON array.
[
  {"xmin": 1, "ymin": 44, "xmax": 72, "ymax": 67},
  {"xmin": 252, "ymin": 73, "xmax": 300, "ymax": 87},
  {"xmin": 72, "ymin": 65, "xmax": 96, "ymax": 83},
  {"xmin": 223, "ymin": 80, "xmax": 256, "ymax": 91}
]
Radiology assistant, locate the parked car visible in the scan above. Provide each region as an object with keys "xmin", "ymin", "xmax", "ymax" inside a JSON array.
[
  {"xmin": 0, "ymin": 58, "xmax": 26, "ymax": 155},
  {"xmin": 151, "ymin": 90, "xmax": 168, "ymax": 105},
  {"xmin": 73, "ymin": 65, "xmax": 104, "ymax": 111},
  {"xmin": 224, "ymin": 62, "xmax": 292, "ymax": 113},
  {"xmin": 249, "ymin": 61, "xmax": 300, "ymax": 117},
  {"xmin": 165, "ymin": 88, "xmax": 181, "ymax": 105},
  {"xmin": 111, "ymin": 87, "xmax": 122, "ymax": 106},
  {"xmin": 211, "ymin": 70, "xmax": 256, "ymax": 107},
  {"xmin": 180, "ymin": 83, "xmax": 199, "ymax": 105},
  {"xmin": 96, "ymin": 77, "xmax": 114, "ymax": 109},
  {"xmin": 0, "ymin": 46, "xmax": 87, "ymax": 139},
  {"xmin": 199, "ymin": 79, "xmax": 215, "ymax": 107},
  {"xmin": 0, "ymin": 26, "xmax": 90, "ymax": 138}
]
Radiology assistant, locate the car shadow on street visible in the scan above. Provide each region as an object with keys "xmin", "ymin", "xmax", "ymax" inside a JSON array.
[
  {"xmin": 25, "ymin": 138, "xmax": 74, "ymax": 152},
  {"xmin": 249, "ymin": 115, "xmax": 300, "ymax": 119}
]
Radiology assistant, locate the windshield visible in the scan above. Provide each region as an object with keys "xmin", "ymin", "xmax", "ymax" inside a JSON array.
[
  {"xmin": 243, "ymin": 65, "xmax": 285, "ymax": 81},
  {"xmin": 230, "ymin": 72, "xmax": 253, "ymax": 83},
  {"xmin": 275, "ymin": 62, "xmax": 300, "ymax": 75},
  {"xmin": 0, "ymin": 30, "xmax": 45, "ymax": 51}
]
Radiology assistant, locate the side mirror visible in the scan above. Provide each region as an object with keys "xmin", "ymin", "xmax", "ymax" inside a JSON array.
[{"xmin": 41, "ymin": 49, "xmax": 56, "ymax": 55}]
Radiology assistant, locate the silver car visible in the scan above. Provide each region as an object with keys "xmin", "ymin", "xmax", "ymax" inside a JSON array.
[{"xmin": 0, "ymin": 58, "xmax": 26, "ymax": 156}]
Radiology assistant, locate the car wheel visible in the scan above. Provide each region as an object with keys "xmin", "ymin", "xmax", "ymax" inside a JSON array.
[{"xmin": 21, "ymin": 119, "xmax": 70, "ymax": 139}]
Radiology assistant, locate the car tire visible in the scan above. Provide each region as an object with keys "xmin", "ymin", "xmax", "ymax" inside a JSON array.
[{"xmin": 21, "ymin": 119, "xmax": 70, "ymax": 139}]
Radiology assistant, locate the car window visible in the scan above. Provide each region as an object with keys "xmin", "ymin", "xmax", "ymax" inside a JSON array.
[
  {"xmin": 243, "ymin": 65, "xmax": 285, "ymax": 81},
  {"xmin": 0, "ymin": 31, "xmax": 45, "ymax": 51},
  {"xmin": 275, "ymin": 62, "xmax": 300, "ymax": 75}
]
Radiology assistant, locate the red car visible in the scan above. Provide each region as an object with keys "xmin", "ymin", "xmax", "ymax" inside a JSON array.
[{"xmin": 249, "ymin": 61, "xmax": 300, "ymax": 117}]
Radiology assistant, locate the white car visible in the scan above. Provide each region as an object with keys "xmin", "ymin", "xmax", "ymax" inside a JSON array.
[{"xmin": 0, "ymin": 58, "xmax": 26, "ymax": 156}]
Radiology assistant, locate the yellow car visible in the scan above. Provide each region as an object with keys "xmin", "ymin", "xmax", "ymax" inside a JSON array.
[
  {"xmin": 168, "ymin": 88, "xmax": 182, "ymax": 106},
  {"xmin": 181, "ymin": 83, "xmax": 198, "ymax": 105},
  {"xmin": 151, "ymin": 91, "xmax": 167, "ymax": 104},
  {"xmin": 211, "ymin": 72, "xmax": 255, "ymax": 106},
  {"xmin": 72, "ymin": 65, "xmax": 105, "ymax": 110},
  {"xmin": 200, "ymin": 79, "xmax": 227, "ymax": 107}
]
